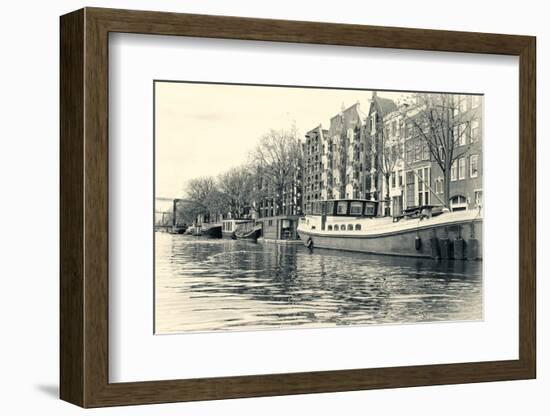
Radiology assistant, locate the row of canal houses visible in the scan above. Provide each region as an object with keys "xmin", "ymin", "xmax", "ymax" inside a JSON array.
[
  {"xmin": 303, "ymin": 91, "xmax": 483, "ymax": 219},
  {"xmin": 167, "ymin": 92, "xmax": 483, "ymax": 242}
]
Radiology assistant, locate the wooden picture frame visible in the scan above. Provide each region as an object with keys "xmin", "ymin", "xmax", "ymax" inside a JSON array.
[{"xmin": 60, "ymin": 7, "xmax": 536, "ymax": 408}]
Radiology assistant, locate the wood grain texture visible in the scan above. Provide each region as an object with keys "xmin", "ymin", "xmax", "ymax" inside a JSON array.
[
  {"xmin": 59, "ymin": 7, "xmax": 537, "ymax": 408},
  {"xmin": 59, "ymin": 8, "xmax": 84, "ymax": 407}
]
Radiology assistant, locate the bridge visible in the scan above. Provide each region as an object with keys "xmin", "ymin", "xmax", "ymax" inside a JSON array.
[{"xmin": 155, "ymin": 197, "xmax": 192, "ymax": 232}]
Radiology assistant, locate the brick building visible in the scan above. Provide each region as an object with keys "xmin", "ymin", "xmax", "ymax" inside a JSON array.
[
  {"xmin": 374, "ymin": 93, "xmax": 483, "ymax": 216},
  {"xmin": 303, "ymin": 102, "xmax": 367, "ymax": 214},
  {"xmin": 302, "ymin": 92, "xmax": 483, "ymax": 217}
]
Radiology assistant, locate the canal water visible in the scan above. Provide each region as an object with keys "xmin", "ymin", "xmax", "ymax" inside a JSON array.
[{"xmin": 155, "ymin": 232, "xmax": 483, "ymax": 334}]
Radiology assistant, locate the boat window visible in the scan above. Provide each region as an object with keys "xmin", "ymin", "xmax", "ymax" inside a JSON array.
[
  {"xmin": 327, "ymin": 225, "xmax": 333, "ymax": 231},
  {"xmin": 313, "ymin": 202, "xmax": 322, "ymax": 215},
  {"xmin": 347, "ymin": 224, "xmax": 353, "ymax": 231},
  {"xmin": 350, "ymin": 202, "xmax": 363, "ymax": 215},
  {"xmin": 364, "ymin": 203, "xmax": 375, "ymax": 216},
  {"xmin": 337, "ymin": 201, "xmax": 348, "ymax": 215},
  {"xmin": 355, "ymin": 224, "xmax": 361, "ymax": 230},
  {"xmin": 333, "ymin": 225, "xmax": 339, "ymax": 231}
]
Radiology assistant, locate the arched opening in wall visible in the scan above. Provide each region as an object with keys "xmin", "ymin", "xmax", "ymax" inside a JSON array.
[{"xmin": 450, "ymin": 195, "xmax": 467, "ymax": 212}]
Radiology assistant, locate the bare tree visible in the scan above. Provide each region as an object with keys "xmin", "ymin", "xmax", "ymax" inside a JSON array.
[
  {"xmin": 249, "ymin": 125, "xmax": 303, "ymax": 216},
  {"xmin": 376, "ymin": 119, "xmax": 401, "ymax": 215},
  {"xmin": 203, "ymin": 190, "xmax": 231, "ymax": 222},
  {"xmin": 176, "ymin": 201, "xmax": 202, "ymax": 225},
  {"xmin": 184, "ymin": 176, "xmax": 216, "ymax": 222},
  {"xmin": 400, "ymin": 93, "xmax": 478, "ymax": 208},
  {"xmin": 217, "ymin": 167, "xmax": 253, "ymax": 218}
]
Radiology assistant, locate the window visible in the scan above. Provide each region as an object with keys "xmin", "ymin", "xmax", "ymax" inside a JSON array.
[
  {"xmin": 450, "ymin": 195, "xmax": 467, "ymax": 211},
  {"xmin": 391, "ymin": 172, "xmax": 396, "ymax": 188},
  {"xmin": 416, "ymin": 167, "xmax": 430, "ymax": 206},
  {"xmin": 355, "ymin": 224, "xmax": 362, "ymax": 231},
  {"xmin": 422, "ymin": 144, "xmax": 430, "ymax": 160},
  {"xmin": 327, "ymin": 225, "xmax": 333, "ymax": 231},
  {"xmin": 458, "ymin": 157, "xmax": 466, "ymax": 180},
  {"xmin": 459, "ymin": 97, "xmax": 468, "ymax": 113},
  {"xmin": 347, "ymin": 224, "xmax": 353, "ymax": 231},
  {"xmin": 398, "ymin": 170, "xmax": 403, "ymax": 187},
  {"xmin": 364, "ymin": 204, "xmax": 375, "ymax": 216},
  {"xmin": 451, "ymin": 160, "xmax": 458, "ymax": 181},
  {"xmin": 406, "ymin": 171, "xmax": 415, "ymax": 208},
  {"xmin": 337, "ymin": 201, "xmax": 348, "ymax": 215},
  {"xmin": 474, "ymin": 190, "xmax": 483, "ymax": 208},
  {"xmin": 417, "ymin": 168, "xmax": 424, "ymax": 205},
  {"xmin": 435, "ymin": 177, "xmax": 444, "ymax": 194},
  {"xmin": 350, "ymin": 202, "xmax": 363, "ymax": 215},
  {"xmin": 423, "ymin": 167, "xmax": 430, "ymax": 204},
  {"xmin": 415, "ymin": 145, "xmax": 422, "ymax": 161},
  {"xmin": 471, "ymin": 120, "xmax": 479, "ymax": 142},
  {"xmin": 268, "ymin": 220, "xmax": 273, "ymax": 226},
  {"xmin": 458, "ymin": 124, "xmax": 467, "ymax": 146},
  {"xmin": 333, "ymin": 225, "xmax": 339, "ymax": 231},
  {"xmin": 470, "ymin": 154, "xmax": 479, "ymax": 178}
]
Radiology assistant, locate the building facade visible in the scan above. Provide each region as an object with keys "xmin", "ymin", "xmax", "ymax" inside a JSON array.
[
  {"xmin": 303, "ymin": 92, "xmax": 483, "ymax": 217},
  {"xmin": 375, "ymin": 94, "xmax": 483, "ymax": 216},
  {"xmin": 303, "ymin": 102, "xmax": 368, "ymax": 214}
]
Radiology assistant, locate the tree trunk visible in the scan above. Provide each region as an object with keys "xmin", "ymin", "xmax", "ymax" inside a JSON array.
[
  {"xmin": 384, "ymin": 173, "xmax": 391, "ymax": 216},
  {"xmin": 277, "ymin": 183, "xmax": 284, "ymax": 216},
  {"xmin": 443, "ymin": 164, "xmax": 451, "ymax": 209}
]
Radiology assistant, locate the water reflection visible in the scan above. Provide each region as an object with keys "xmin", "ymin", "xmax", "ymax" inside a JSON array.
[{"xmin": 155, "ymin": 233, "xmax": 482, "ymax": 334}]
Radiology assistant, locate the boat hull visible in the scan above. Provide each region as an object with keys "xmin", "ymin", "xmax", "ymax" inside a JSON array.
[
  {"xmin": 222, "ymin": 231, "xmax": 236, "ymax": 239},
  {"xmin": 235, "ymin": 227, "xmax": 262, "ymax": 241},
  {"xmin": 298, "ymin": 218, "xmax": 482, "ymax": 260},
  {"xmin": 200, "ymin": 225, "xmax": 222, "ymax": 238}
]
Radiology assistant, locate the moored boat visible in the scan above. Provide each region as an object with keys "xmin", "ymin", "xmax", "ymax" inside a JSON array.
[
  {"xmin": 235, "ymin": 225, "xmax": 262, "ymax": 241},
  {"xmin": 221, "ymin": 219, "xmax": 254, "ymax": 239},
  {"xmin": 172, "ymin": 225, "xmax": 187, "ymax": 234},
  {"xmin": 198, "ymin": 223, "xmax": 222, "ymax": 238},
  {"xmin": 297, "ymin": 199, "xmax": 482, "ymax": 260}
]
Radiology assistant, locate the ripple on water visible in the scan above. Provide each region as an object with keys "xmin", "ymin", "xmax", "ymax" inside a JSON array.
[{"xmin": 154, "ymin": 232, "xmax": 483, "ymax": 334}]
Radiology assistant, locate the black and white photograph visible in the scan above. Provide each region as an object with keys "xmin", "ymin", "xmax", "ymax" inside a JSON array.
[
  {"xmin": 3, "ymin": 0, "xmax": 543, "ymax": 413},
  {"xmin": 154, "ymin": 81, "xmax": 484, "ymax": 334}
]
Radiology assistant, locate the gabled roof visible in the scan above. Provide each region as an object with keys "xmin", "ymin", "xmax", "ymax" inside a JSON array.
[
  {"xmin": 327, "ymin": 102, "xmax": 364, "ymax": 136},
  {"xmin": 375, "ymin": 96, "xmax": 398, "ymax": 116}
]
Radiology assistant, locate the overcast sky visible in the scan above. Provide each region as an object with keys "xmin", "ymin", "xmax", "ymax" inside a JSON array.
[{"xmin": 155, "ymin": 81, "xmax": 407, "ymax": 199}]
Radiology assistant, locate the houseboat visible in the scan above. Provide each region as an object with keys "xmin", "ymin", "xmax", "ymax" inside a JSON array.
[
  {"xmin": 256, "ymin": 215, "xmax": 301, "ymax": 242},
  {"xmin": 235, "ymin": 224, "xmax": 262, "ymax": 241},
  {"xmin": 297, "ymin": 199, "xmax": 482, "ymax": 260},
  {"xmin": 221, "ymin": 219, "xmax": 254, "ymax": 239},
  {"xmin": 196, "ymin": 223, "xmax": 222, "ymax": 238}
]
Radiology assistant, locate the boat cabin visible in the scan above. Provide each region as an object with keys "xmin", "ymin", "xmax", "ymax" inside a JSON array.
[{"xmin": 308, "ymin": 199, "xmax": 378, "ymax": 218}]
